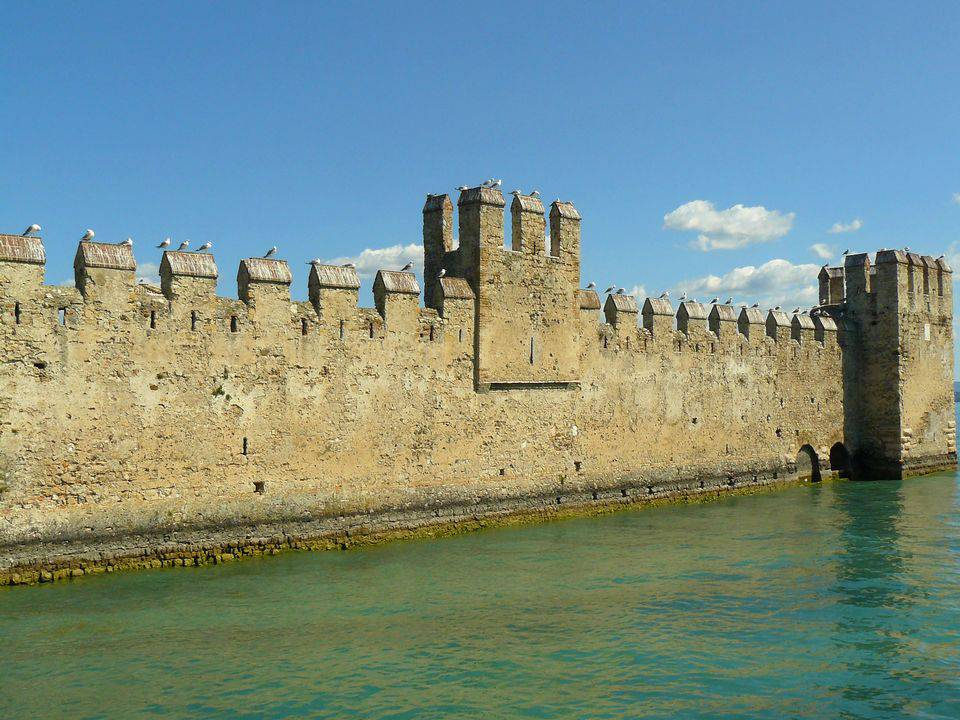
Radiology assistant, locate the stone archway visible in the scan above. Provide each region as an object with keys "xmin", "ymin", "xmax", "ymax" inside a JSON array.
[
  {"xmin": 830, "ymin": 442, "xmax": 852, "ymax": 479},
  {"xmin": 796, "ymin": 444, "xmax": 822, "ymax": 482}
]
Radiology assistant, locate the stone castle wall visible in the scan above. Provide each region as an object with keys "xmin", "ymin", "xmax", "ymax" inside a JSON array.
[{"xmin": 0, "ymin": 187, "xmax": 953, "ymax": 582}]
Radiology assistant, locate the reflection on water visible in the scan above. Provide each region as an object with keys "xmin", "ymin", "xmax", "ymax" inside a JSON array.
[{"xmin": 2, "ymin": 474, "xmax": 960, "ymax": 719}]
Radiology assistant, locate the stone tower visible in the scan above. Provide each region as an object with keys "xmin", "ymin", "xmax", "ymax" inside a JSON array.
[
  {"xmin": 423, "ymin": 187, "xmax": 582, "ymax": 389},
  {"xmin": 840, "ymin": 250, "xmax": 956, "ymax": 477}
]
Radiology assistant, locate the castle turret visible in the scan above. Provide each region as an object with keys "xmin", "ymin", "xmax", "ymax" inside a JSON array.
[
  {"xmin": 842, "ymin": 248, "xmax": 955, "ymax": 477},
  {"xmin": 160, "ymin": 251, "xmax": 218, "ymax": 301}
]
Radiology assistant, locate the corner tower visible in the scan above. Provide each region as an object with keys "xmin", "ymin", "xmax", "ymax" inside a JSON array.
[{"xmin": 842, "ymin": 250, "xmax": 956, "ymax": 477}]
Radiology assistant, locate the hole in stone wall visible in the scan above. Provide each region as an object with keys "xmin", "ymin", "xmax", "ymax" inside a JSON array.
[
  {"xmin": 57, "ymin": 308, "xmax": 66, "ymax": 326},
  {"xmin": 33, "ymin": 361, "xmax": 46, "ymax": 370},
  {"xmin": 339, "ymin": 319, "xmax": 345, "ymax": 340},
  {"xmin": 458, "ymin": 328, "xmax": 464, "ymax": 343},
  {"xmin": 776, "ymin": 427, "xmax": 782, "ymax": 438},
  {"xmin": 592, "ymin": 490, "xmax": 598, "ymax": 500},
  {"xmin": 574, "ymin": 460, "xmax": 582, "ymax": 472},
  {"xmin": 149, "ymin": 310, "xmax": 156, "ymax": 329},
  {"xmin": 242, "ymin": 437, "xmax": 248, "ymax": 455},
  {"xmin": 369, "ymin": 321, "xmax": 374, "ymax": 339},
  {"xmin": 429, "ymin": 325, "xmax": 434, "ymax": 341},
  {"xmin": 191, "ymin": 310, "xmax": 197, "ymax": 331},
  {"xmin": 603, "ymin": 336, "xmax": 608, "ymax": 349},
  {"xmin": 253, "ymin": 480, "xmax": 265, "ymax": 494},
  {"xmin": 699, "ymin": 480, "xmax": 705, "ymax": 489},
  {"xmin": 230, "ymin": 316, "xmax": 239, "ymax": 333},
  {"xmin": 529, "ymin": 337, "xmax": 535, "ymax": 364},
  {"xmin": 301, "ymin": 318, "xmax": 308, "ymax": 336},
  {"xmin": 499, "ymin": 468, "xmax": 505, "ymax": 476},
  {"xmin": 621, "ymin": 488, "xmax": 628, "ymax": 497},
  {"xmin": 14, "ymin": 302, "xmax": 21, "ymax": 324}
]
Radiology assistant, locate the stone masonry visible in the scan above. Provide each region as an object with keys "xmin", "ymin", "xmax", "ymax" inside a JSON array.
[{"xmin": 0, "ymin": 187, "xmax": 954, "ymax": 583}]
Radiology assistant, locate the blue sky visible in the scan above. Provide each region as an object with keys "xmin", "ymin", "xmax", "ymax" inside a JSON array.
[{"xmin": 2, "ymin": 2, "xmax": 959, "ymax": 329}]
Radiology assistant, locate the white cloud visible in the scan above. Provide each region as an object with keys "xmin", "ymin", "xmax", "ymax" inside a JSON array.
[
  {"xmin": 677, "ymin": 258, "xmax": 820, "ymax": 310},
  {"xmin": 953, "ymin": 192, "xmax": 960, "ymax": 205},
  {"xmin": 663, "ymin": 200, "xmax": 795, "ymax": 251},
  {"xmin": 627, "ymin": 284, "xmax": 646, "ymax": 298},
  {"xmin": 325, "ymin": 243, "xmax": 424, "ymax": 280},
  {"xmin": 136, "ymin": 261, "xmax": 160, "ymax": 286},
  {"xmin": 810, "ymin": 243, "xmax": 835, "ymax": 261},
  {"xmin": 827, "ymin": 218, "xmax": 863, "ymax": 234}
]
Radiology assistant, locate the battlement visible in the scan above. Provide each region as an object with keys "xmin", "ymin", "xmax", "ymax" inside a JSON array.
[{"xmin": 0, "ymin": 191, "xmax": 955, "ymax": 582}]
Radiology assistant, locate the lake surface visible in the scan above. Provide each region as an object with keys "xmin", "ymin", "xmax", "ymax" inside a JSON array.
[{"xmin": 2, "ymin": 473, "xmax": 960, "ymax": 719}]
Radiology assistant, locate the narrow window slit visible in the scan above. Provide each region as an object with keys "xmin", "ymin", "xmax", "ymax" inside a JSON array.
[
  {"xmin": 529, "ymin": 337, "xmax": 535, "ymax": 364},
  {"xmin": 339, "ymin": 319, "xmax": 345, "ymax": 340},
  {"xmin": 149, "ymin": 310, "xmax": 156, "ymax": 329},
  {"xmin": 429, "ymin": 325, "xmax": 434, "ymax": 341},
  {"xmin": 458, "ymin": 328, "xmax": 463, "ymax": 343},
  {"xmin": 242, "ymin": 437, "xmax": 248, "ymax": 456},
  {"xmin": 253, "ymin": 481, "xmax": 265, "ymax": 494},
  {"xmin": 301, "ymin": 318, "xmax": 308, "ymax": 336},
  {"xmin": 230, "ymin": 316, "xmax": 238, "ymax": 333},
  {"xmin": 58, "ymin": 308, "xmax": 66, "ymax": 326},
  {"xmin": 191, "ymin": 310, "xmax": 197, "ymax": 331},
  {"xmin": 14, "ymin": 302, "xmax": 21, "ymax": 324},
  {"xmin": 369, "ymin": 321, "xmax": 374, "ymax": 339}
]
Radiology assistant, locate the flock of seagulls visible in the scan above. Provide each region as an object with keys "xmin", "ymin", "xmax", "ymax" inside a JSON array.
[{"xmin": 581, "ymin": 283, "xmax": 816, "ymax": 315}]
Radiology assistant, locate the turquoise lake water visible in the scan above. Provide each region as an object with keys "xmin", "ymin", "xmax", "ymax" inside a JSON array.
[{"xmin": 2, "ymin": 473, "xmax": 960, "ymax": 719}]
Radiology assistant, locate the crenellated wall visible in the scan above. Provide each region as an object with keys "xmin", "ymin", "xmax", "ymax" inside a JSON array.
[{"xmin": 0, "ymin": 188, "xmax": 953, "ymax": 581}]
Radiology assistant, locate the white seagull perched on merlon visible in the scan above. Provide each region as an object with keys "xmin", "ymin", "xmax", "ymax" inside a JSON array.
[
  {"xmin": 195, "ymin": 242, "xmax": 212, "ymax": 252},
  {"xmin": 585, "ymin": 282, "xmax": 596, "ymax": 290},
  {"xmin": 119, "ymin": 237, "xmax": 133, "ymax": 247},
  {"xmin": 709, "ymin": 297, "xmax": 719, "ymax": 304},
  {"xmin": 603, "ymin": 285, "xmax": 615, "ymax": 295},
  {"xmin": 177, "ymin": 240, "xmax": 190, "ymax": 251},
  {"xmin": 438, "ymin": 268, "xmax": 447, "ymax": 278},
  {"xmin": 81, "ymin": 229, "xmax": 95, "ymax": 242},
  {"xmin": 22, "ymin": 224, "xmax": 41, "ymax": 237},
  {"xmin": 307, "ymin": 258, "xmax": 321, "ymax": 265},
  {"xmin": 157, "ymin": 238, "xmax": 171, "ymax": 249},
  {"xmin": 616, "ymin": 288, "xmax": 626, "ymax": 295},
  {"xmin": 399, "ymin": 261, "xmax": 413, "ymax": 272},
  {"xmin": 659, "ymin": 291, "xmax": 669, "ymax": 299},
  {"xmin": 342, "ymin": 262, "xmax": 356, "ymax": 268},
  {"xmin": 263, "ymin": 246, "xmax": 277, "ymax": 258},
  {"xmin": 530, "ymin": 190, "xmax": 541, "ymax": 198}
]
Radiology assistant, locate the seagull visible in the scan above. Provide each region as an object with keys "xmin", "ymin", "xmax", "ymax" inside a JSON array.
[
  {"xmin": 659, "ymin": 291, "xmax": 669, "ymax": 299},
  {"xmin": 81, "ymin": 229, "xmax": 95, "ymax": 242},
  {"xmin": 510, "ymin": 189, "xmax": 522, "ymax": 195},
  {"xmin": 195, "ymin": 242, "xmax": 212, "ymax": 252},
  {"xmin": 792, "ymin": 307, "xmax": 800, "ymax": 313},
  {"xmin": 709, "ymin": 297, "xmax": 719, "ymax": 304},
  {"xmin": 263, "ymin": 246, "xmax": 277, "ymax": 258},
  {"xmin": 751, "ymin": 302, "xmax": 760, "ymax": 308},
  {"xmin": 22, "ymin": 224, "xmax": 40, "ymax": 237},
  {"xmin": 438, "ymin": 268, "xmax": 447, "ymax": 278},
  {"xmin": 307, "ymin": 258, "xmax": 321, "ymax": 265},
  {"xmin": 724, "ymin": 297, "xmax": 733, "ymax": 304},
  {"xmin": 603, "ymin": 285, "xmax": 615, "ymax": 295},
  {"xmin": 842, "ymin": 249, "xmax": 849, "ymax": 255},
  {"xmin": 938, "ymin": 254, "xmax": 945, "ymax": 260},
  {"xmin": 456, "ymin": 185, "xmax": 469, "ymax": 192},
  {"xmin": 679, "ymin": 291, "xmax": 687, "ymax": 301},
  {"xmin": 530, "ymin": 190, "xmax": 541, "ymax": 198},
  {"xmin": 904, "ymin": 246, "xmax": 911, "ymax": 253},
  {"xmin": 616, "ymin": 288, "xmax": 626, "ymax": 295},
  {"xmin": 176, "ymin": 240, "xmax": 190, "ymax": 251},
  {"xmin": 481, "ymin": 178, "xmax": 502, "ymax": 189},
  {"xmin": 119, "ymin": 237, "xmax": 133, "ymax": 247},
  {"xmin": 585, "ymin": 282, "xmax": 596, "ymax": 290},
  {"xmin": 157, "ymin": 238, "xmax": 171, "ymax": 249},
  {"xmin": 399, "ymin": 261, "xmax": 413, "ymax": 272},
  {"xmin": 342, "ymin": 262, "xmax": 356, "ymax": 268},
  {"xmin": 774, "ymin": 305, "xmax": 781, "ymax": 311}
]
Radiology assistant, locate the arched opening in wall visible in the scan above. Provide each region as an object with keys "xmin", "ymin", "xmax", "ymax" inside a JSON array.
[
  {"xmin": 830, "ymin": 442, "xmax": 852, "ymax": 479},
  {"xmin": 796, "ymin": 444, "xmax": 821, "ymax": 482}
]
